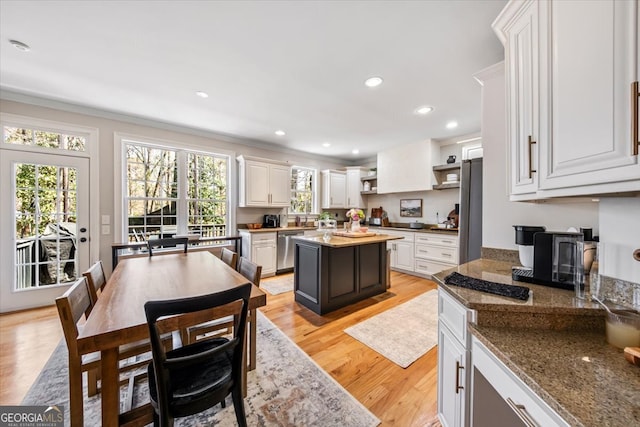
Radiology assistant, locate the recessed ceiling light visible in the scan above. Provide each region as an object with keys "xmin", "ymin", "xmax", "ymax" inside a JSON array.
[
  {"xmin": 415, "ymin": 106, "xmax": 434, "ymax": 115},
  {"xmin": 275, "ymin": 130, "xmax": 286, "ymax": 136},
  {"xmin": 9, "ymin": 40, "xmax": 30, "ymax": 52},
  {"xmin": 322, "ymin": 142, "xmax": 331, "ymax": 148},
  {"xmin": 195, "ymin": 91, "xmax": 209, "ymax": 98},
  {"xmin": 446, "ymin": 121, "xmax": 458, "ymax": 129},
  {"xmin": 364, "ymin": 76, "xmax": 383, "ymax": 88},
  {"xmin": 352, "ymin": 149, "xmax": 360, "ymax": 155}
]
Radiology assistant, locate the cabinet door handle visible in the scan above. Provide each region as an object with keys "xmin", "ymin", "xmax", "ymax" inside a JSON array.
[
  {"xmin": 455, "ymin": 361, "xmax": 464, "ymax": 394},
  {"xmin": 632, "ymin": 81, "xmax": 639, "ymax": 156},
  {"xmin": 528, "ymin": 135, "xmax": 537, "ymax": 178},
  {"xmin": 506, "ymin": 398, "xmax": 538, "ymax": 427}
]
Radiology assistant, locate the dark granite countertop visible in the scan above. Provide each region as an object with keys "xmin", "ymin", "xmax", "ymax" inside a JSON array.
[{"xmin": 432, "ymin": 259, "xmax": 640, "ymax": 427}]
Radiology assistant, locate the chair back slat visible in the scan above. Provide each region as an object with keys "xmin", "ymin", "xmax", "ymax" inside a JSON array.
[
  {"xmin": 82, "ymin": 261, "xmax": 106, "ymax": 315},
  {"xmin": 237, "ymin": 257, "xmax": 262, "ymax": 287},
  {"xmin": 147, "ymin": 237, "xmax": 189, "ymax": 256},
  {"xmin": 220, "ymin": 248, "xmax": 238, "ymax": 270},
  {"xmin": 56, "ymin": 277, "xmax": 92, "ymax": 351}
]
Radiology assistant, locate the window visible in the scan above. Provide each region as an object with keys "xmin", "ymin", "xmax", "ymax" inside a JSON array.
[
  {"xmin": 4, "ymin": 126, "xmax": 86, "ymax": 151},
  {"xmin": 290, "ymin": 166, "xmax": 316, "ymax": 214},
  {"xmin": 124, "ymin": 141, "xmax": 229, "ymax": 242}
]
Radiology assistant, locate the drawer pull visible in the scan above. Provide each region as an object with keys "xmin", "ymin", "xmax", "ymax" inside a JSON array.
[
  {"xmin": 506, "ymin": 398, "xmax": 538, "ymax": 427},
  {"xmin": 455, "ymin": 361, "xmax": 464, "ymax": 394},
  {"xmin": 528, "ymin": 135, "xmax": 537, "ymax": 178},
  {"xmin": 442, "ymin": 253, "xmax": 452, "ymax": 257},
  {"xmin": 633, "ymin": 81, "xmax": 639, "ymax": 156}
]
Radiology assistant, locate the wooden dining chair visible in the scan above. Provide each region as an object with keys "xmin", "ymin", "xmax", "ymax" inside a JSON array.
[
  {"xmin": 237, "ymin": 257, "xmax": 262, "ymax": 287},
  {"xmin": 147, "ymin": 237, "xmax": 189, "ymax": 256},
  {"xmin": 186, "ymin": 256, "xmax": 261, "ymax": 345},
  {"xmin": 56, "ymin": 277, "xmax": 152, "ymax": 427},
  {"xmin": 237, "ymin": 257, "xmax": 262, "ymax": 370},
  {"xmin": 82, "ymin": 260, "xmax": 107, "ymax": 316},
  {"xmin": 220, "ymin": 248, "xmax": 238, "ymax": 270},
  {"xmin": 145, "ymin": 284, "xmax": 252, "ymax": 427}
]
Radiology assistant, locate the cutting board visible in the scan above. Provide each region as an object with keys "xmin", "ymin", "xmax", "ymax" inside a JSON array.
[
  {"xmin": 624, "ymin": 347, "xmax": 640, "ymax": 366},
  {"xmin": 332, "ymin": 231, "xmax": 377, "ymax": 238}
]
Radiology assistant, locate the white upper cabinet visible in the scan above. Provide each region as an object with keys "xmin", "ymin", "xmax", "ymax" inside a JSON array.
[
  {"xmin": 538, "ymin": 0, "xmax": 639, "ymax": 193},
  {"xmin": 345, "ymin": 167, "xmax": 365, "ymax": 208},
  {"xmin": 321, "ymin": 170, "xmax": 346, "ymax": 209},
  {"xmin": 377, "ymin": 140, "xmax": 437, "ymax": 194},
  {"xmin": 237, "ymin": 155, "xmax": 291, "ymax": 207},
  {"xmin": 494, "ymin": 0, "xmax": 640, "ymax": 200},
  {"xmin": 493, "ymin": 0, "xmax": 540, "ymax": 197}
]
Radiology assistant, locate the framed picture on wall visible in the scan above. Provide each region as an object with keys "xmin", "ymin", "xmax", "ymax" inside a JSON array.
[{"xmin": 400, "ymin": 199, "xmax": 422, "ymax": 217}]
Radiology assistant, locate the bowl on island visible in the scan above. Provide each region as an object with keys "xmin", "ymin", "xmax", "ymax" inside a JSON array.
[{"xmin": 359, "ymin": 227, "xmax": 369, "ymax": 233}]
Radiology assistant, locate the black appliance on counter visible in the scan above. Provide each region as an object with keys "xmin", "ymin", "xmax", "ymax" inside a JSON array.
[
  {"xmin": 512, "ymin": 231, "xmax": 583, "ymax": 290},
  {"xmin": 263, "ymin": 214, "xmax": 280, "ymax": 228}
]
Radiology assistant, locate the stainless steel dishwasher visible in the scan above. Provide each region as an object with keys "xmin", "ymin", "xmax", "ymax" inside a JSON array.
[{"xmin": 277, "ymin": 230, "xmax": 304, "ymax": 273}]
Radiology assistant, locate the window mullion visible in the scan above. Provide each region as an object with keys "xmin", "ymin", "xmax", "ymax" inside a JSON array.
[{"xmin": 176, "ymin": 150, "xmax": 188, "ymax": 235}]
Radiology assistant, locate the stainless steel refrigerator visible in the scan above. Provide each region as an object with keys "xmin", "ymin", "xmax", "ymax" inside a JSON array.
[{"xmin": 459, "ymin": 158, "xmax": 483, "ymax": 264}]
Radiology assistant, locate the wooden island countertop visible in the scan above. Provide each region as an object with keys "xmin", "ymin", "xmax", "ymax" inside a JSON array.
[{"xmin": 292, "ymin": 233, "xmax": 402, "ymax": 248}]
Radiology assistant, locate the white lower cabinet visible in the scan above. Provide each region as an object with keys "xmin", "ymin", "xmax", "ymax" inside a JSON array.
[
  {"xmin": 437, "ymin": 287, "xmax": 568, "ymax": 427},
  {"xmin": 383, "ymin": 230, "xmax": 415, "ymax": 272},
  {"xmin": 415, "ymin": 233, "xmax": 458, "ymax": 276},
  {"xmin": 438, "ymin": 288, "xmax": 472, "ymax": 427},
  {"xmin": 471, "ymin": 336, "xmax": 569, "ymax": 427},
  {"xmin": 239, "ymin": 231, "xmax": 277, "ymax": 277}
]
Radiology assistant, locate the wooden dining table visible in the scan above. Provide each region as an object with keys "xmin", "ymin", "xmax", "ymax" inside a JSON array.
[{"xmin": 76, "ymin": 250, "xmax": 267, "ymax": 427}]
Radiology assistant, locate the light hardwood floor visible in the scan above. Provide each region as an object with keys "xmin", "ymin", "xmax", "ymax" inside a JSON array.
[{"xmin": 0, "ymin": 271, "xmax": 440, "ymax": 426}]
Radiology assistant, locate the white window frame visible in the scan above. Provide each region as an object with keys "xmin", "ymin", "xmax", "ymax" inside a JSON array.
[
  {"xmin": 114, "ymin": 132, "xmax": 236, "ymax": 243},
  {"xmin": 289, "ymin": 165, "xmax": 318, "ymax": 215}
]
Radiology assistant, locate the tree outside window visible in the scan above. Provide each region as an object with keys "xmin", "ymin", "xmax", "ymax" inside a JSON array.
[
  {"xmin": 124, "ymin": 142, "xmax": 229, "ymax": 242},
  {"xmin": 290, "ymin": 167, "xmax": 315, "ymax": 214}
]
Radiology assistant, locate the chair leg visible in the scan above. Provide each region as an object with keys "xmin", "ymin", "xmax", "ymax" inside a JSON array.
[
  {"xmin": 68, "ymin": 363, "xmax": 84, "ymax": 427},
  {"xmin": 231, "ymin": 388, "xmax": 247, "ymax": 427},
  {"xmin": 87, "ymin": 368, "xmax": 99, "ymax": 397}
]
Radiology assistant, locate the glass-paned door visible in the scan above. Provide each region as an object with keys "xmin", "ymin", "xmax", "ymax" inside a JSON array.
[{"xmin": 0, "ymin": 150, "xmax": 90, "ymax": 312}]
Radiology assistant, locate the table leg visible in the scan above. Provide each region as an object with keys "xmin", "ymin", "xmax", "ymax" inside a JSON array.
[{"xmin": 101, "ymin": 347, "xmax": 120, "ymax": 427}]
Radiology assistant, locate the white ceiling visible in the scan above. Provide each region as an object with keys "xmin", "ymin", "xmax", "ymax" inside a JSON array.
[{"xmin": 0, "ymin": 0, "xmax": 506, "ymax": 161}]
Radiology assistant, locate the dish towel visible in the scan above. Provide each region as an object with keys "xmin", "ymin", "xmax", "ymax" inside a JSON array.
[{"xmin": 444, "ymin": 272, "xmax": 530, "ymax": 301}]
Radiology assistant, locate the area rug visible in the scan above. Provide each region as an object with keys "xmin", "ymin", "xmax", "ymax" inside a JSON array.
[
  {"xmin": 22, "ymin": 311, "xmax": 379, "ymax": 427},
  {"xmin": 260, "ymin": 274, "xmax": 294, "ymax": 295},
  {"xmin": 344, "ymin": 290, "xmax": 438, "ymax": 368}
]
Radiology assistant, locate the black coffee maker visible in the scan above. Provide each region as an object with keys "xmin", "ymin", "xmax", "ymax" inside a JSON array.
[{"xmin": 263, "ymin": 214, "xmax": 279, "ymax": 228}]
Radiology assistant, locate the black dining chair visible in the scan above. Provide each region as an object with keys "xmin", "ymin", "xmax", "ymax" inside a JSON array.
[
  {"xmin": 144, "ymin": 283, "xmax": 252, "ymax": 427},
  {"xmin": 147, "ymin": 237, "xmax": 189, "ymax": 256}
]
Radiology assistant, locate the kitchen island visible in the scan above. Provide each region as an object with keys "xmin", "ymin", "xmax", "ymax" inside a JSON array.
[{"xmin": 292, "ymin": 233, "xmax": 402, "ymax": 315}]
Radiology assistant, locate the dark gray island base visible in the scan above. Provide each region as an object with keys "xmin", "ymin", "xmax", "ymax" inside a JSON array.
[{"xmin": 292, "ymin": 234, "xmax": 401, "ymax": 315}]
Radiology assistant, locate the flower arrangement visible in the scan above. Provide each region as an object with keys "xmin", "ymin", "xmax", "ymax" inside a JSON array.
[{"xmin": 346, "ymin": 208, "xmax": 365, "ymax": 222}]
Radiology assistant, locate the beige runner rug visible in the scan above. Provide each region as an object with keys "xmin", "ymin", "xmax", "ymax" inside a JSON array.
[
  {"xmin": 260, "ymin": 273, "xmax": 294, "ymax": 295},
  {"xmin": 345, "ymin": 290, "xmax": 438, "ymax": 368}
]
